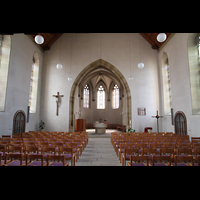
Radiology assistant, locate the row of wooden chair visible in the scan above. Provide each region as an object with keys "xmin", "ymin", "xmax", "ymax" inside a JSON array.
[
  {"xmin": 111, "ymin": 133, "xmax": 200, "ymax": 166},
  {"xmin": 128, "ymin": 155, "xmax": 200, "ymax": 166},
  {"xmin": 0, "ymin": 131, "xmax": 89, "ymax": 166},
  {"xmin": 122, "ymin": 147, "xmax": 200, "ymax": 166},
  {"xmin": 0, "ymin": 153, "xmax": 69, "ymax": 166},
  {"xmin": 0, "ymin": 146, "xmax": 76, "ymax": 166}
]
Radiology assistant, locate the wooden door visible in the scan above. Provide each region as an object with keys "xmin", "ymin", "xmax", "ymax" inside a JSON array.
[
  {"xmin": 174, "ymin": 111, "xmax": 187, "ymax": 136},
  {"xmin": 13, "ymin": 110, "xmax": 26, "ymax": 136}
]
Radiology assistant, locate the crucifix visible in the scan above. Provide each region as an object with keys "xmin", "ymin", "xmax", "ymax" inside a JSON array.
[
  {"xmin": 151, "ymin": 111, "xmax": 164, "ymax": 133},
  {"xmin": 52, "ymin": 92, "xmax": 64, "ymax": 116},
  {"xmin": 99, "ymin": 117, "xmax": 102, "ymax": 123}
]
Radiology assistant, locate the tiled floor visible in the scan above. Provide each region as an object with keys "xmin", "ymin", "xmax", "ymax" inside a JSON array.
[{"xmin": 75, "ymin": 129, "xmax": 121, "ymax": 166}]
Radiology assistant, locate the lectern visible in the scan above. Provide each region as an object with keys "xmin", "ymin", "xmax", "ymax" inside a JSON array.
[{"xmin": 75, "ymin": 119, "xmax": 86, "ymax": 132}]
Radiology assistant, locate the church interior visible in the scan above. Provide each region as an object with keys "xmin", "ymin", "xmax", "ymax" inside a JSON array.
[{"xmin": 1, "ymin": 33, "xmax": 200, "ymax": 166}]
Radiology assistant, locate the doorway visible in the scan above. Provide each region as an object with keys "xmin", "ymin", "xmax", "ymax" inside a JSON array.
[
  {"xmin": 13, "ymin": 110, "xmax": 26, "ymax": 136},
  {"xmin": 174, "ymin": 111, "xmax": 187, "ymax": 136}
]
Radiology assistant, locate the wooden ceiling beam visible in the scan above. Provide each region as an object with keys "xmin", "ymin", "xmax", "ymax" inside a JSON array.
[
  {"xmin": 42, "ymin": 33, "xmax": 63, "ymax": 51},
  {"xmin": 140, "ymin": 33, "xmax": 159, "ymax": 50}
]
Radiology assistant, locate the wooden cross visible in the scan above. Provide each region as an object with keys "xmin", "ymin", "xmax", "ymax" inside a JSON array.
[
  {"xmin": 52, "ymin": 92, "xmax": 64, "ymax": 116},
  {"xmin": 151, "ymin": 111, "xmax": 164, "ymax": 133}
]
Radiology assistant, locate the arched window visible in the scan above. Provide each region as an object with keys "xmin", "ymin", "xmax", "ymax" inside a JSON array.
[
  {"xmin": 112, "ymin": 84, "xmax": 119, "ymax": 109},
  {"xmin": 83, "ymin": 84, "xmax": 89, "ymax": 108},
  {"xmin": 188, "ymin": 33, "xmax": 200, "ymax": 114},
  {"xmin": 29, "ymin": 52, "xmax": 39, "ymax": 113},
  {"xmin": 162, "ymin": 52, "xmax": 172, "ymax": 115},
  {"xmin": 97, "ymin": 85, "xmax": 105, "ymax": 109},
  {"xmin": 0, "ymin": 35, "xmax": 11, "ymax": 112}
]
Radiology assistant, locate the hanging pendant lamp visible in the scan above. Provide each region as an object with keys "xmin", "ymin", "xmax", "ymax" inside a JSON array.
[
  {"xmin": 157, "ymin": 33, "xmax": 167, "ymax": 43},
  {"xmin": 34, "ymin": 35, "xmax": 44, "ymax": 44},
  {"xmin": 138, "ymin": 34, "xmax": 144, "ymax": 69},
  {"xmin": 56, "ymin": 35, "xmax": 63, "ymax": 70}
]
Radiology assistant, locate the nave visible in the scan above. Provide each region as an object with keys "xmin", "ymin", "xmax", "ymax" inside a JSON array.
[{"xmin": 76, "ymin": 137, "xmax": 121, "ymax": 166}]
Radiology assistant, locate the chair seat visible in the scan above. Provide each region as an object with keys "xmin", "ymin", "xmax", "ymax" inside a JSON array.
[
  {"xmin": 28, "ymin": 161, "xmax": 47, "ymax": 166},
  {"xmin": 150, "ymin": 163, "xmax": 167, "ymax": 166},
  {"xmin": 61, "ymin": 154, "xmax": 72, "ymax": 158},
  {"xmin": 5, "ymin": 160, "xmax": 26, "ymax": 166},
  {"xmin": 130, "ymin": 163, "xmax": 146, "ymax": 166},
  {"xmin": 43, "ymin": 153, "xmax": 56, "ymax": 158},
  {"xmin": 171, "ymin": 163, "xmax": 189, "ymax": 166},
  {"xmin": 48, "ymin": 162, "xmax": 69, "ymax": 166}
]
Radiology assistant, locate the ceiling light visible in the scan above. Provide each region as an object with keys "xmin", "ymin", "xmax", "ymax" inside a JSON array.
[
  {"xmin": 129, "ymin": 76, "xmax": 134, "ymax": 81},
  {"xmin": 56, "ymin": 63, "xmax": 63, "ymax": 69},
  {"xmin": 138, "ymin": 62, "xmax": 144, "ymax": 69},
  {"xmin": 68, "ymin": 76, "xmax": 72, "ymax": 81},
  {"xmin": 157, "ymin": 33, "xmax": 167, "ymax": 43},
  {"xmin": 34, "ymin": 35, "xmax": 44, "ymax": 44}
]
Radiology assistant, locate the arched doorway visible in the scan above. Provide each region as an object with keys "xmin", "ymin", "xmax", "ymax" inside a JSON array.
[
  {"xmin": 13, "ymin": 110, "xmax": 26, "ymax": 136},
  {"xmin": 174, "ymin": 111, "xmax": 187, "ymax": 136},
  {"xmin": 69, "ymin": 59, "xmax": 132, "ymax": 132}
]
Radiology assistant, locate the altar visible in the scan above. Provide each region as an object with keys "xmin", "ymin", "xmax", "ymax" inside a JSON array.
[{"xmin": 93, "ymin": 122, "xmax": 107, "ymax": 134}]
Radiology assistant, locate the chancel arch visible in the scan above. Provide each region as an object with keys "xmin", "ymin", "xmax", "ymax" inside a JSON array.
[{"xmin": 69, "ymin": 59, "xmax": 132, "ymax": 132}]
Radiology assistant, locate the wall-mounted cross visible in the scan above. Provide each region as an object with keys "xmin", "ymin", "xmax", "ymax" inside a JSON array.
[
  {"xmin": 151, "ymin": 111, "xmax": 164, "ymax": 133},
  {"xmin": 52, "ymin": 92, "xmax": 64, "ymax": 116}
]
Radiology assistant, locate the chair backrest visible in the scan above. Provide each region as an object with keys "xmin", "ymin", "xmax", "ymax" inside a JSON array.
[
  {"xmin": 174, "ymin": 155, "xmax": 194, "ymax": 166},
  {"xmin": 59, "ymin": 147, "xmax": 73, "ymax": 155},
  {"xmin": 130, "ymin": 155, "xmax": 149, "ymax": 165},
  {"xmin": 0, "ymin": 153, "xmax": 2, "ymax": 166},
  {"xmin": 142, "ymin": 148, "xmax": 157, "ymax": 155},
  {"xmin": 24, "ymin": 146, "xmax": 39, "ymax": 154},
  {"xmin": 124, "ymin": 148, "xmax": 139, "ymax": 156},
  {"xmin": 42, "ymin": 147, "xmax": 56, "ymax": 155},
  {"xmin": 5, "ymin": 153, "xmax": 23, "ymax": 165},
  {"xmin": 26, "ymin": 154, "xmax": 44, "ymax": 166},
  {"xmin": 8, "ymin": 146, "xmax": 22, "ymax": 153},
  {"xmin": 159, "ymin": 148, "xmax": 174, "ymax": 156},
  {"xmin": 177, "ymin": 148, "xmax": 192, "ymax": 155},
  {"xmin": 152, "ymin": 155, "xmax": 171, "ymax": 166},
  {"xmin": 47, "ymin": 155, "xmax": 65, "ymax": 166}
]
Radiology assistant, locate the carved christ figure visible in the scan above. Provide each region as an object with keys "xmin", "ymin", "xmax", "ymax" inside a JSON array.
[{"xmin": 52, "ymin": 92, "xmax": 64, "ymax": 116}]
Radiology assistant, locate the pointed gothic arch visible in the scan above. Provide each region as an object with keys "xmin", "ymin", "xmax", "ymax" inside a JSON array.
[{"xmin": 68, "ymin": 59, "xmax": 132, "ymax": 131}]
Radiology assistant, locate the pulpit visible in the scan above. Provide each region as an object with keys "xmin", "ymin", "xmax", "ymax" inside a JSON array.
[{"xmin": 75, "ymin": 119, "xmax": 86, "ymax": 132}]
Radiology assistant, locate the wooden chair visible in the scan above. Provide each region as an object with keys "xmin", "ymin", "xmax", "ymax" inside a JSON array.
[
  {"xmin": 122, "ymin": 148, "xmax": 139, "ymax": 166},
  {"xmin": 173, "ymin": 155, "xmax": 194, "ymax": 166},
  {"xmin": 42, "ymin": 147, "xmax": 56, "ymax": 159},
  {"xmin": 118, "ymin": 144, "xmax": 132, "ymax": 163},
  {"xmin": 47, "ymin": 155, "xmax": 69, "ymax": 166},
  {"xmin": 67, "ymin": 142, "xmax": 80, "ymax": 162},
  {"xmin": 193, "ymin": 148, "xmax": 200, "ymax": 164},
  {"xmin": 142, "ymin": 148, "xmax": 159, "ymax": 160},
  {"xmin": 128, "ymin": 155, "xmax": 149, "ymax": 166},
  {"xmin": 0, "ymin": 146, "xmax": 6, "ymax": 160},
  {"xmin": 177, "ymin": 148, "xmax": 193, "ymax": 156},
  {"xmin": 59, "ymin": 147, "xmax": 75, "ymax": 166},
  {"xmin": 24, "ymin": 146, "xmax": 39, "ymax": 155},
  {"xmin": 0, "ymin": 153, "xmax": 4, "ymax": 166},
  {"xmin": 159, "ymin": 148, "xmax": 175, "ymax": 162},
  {"xmin": 26, "ymin": 154, "xmax": 47, "ymax": 166},
  {"xmin": 149, "ymin": 155, "xmax": 171, "ymax": 166},
  {"xmin": 4, "ymin": 153, "xmax": 26, "ymax": 166},
  {"xmin": 8, "ymin": 146, "xmax": 24, "ymax": 155}
]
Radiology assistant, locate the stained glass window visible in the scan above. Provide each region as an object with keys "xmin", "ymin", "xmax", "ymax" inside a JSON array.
[
  {"xmin": 97, "ymin": 85, "xmax": 105, "ymax": 109},
  {"xmin": 112, "ymin": 84, "xmax": 119, "ymax": 109},
  {"xmin": 83, "ymin": 85, "xmax": 89, "ymax": 108}
]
